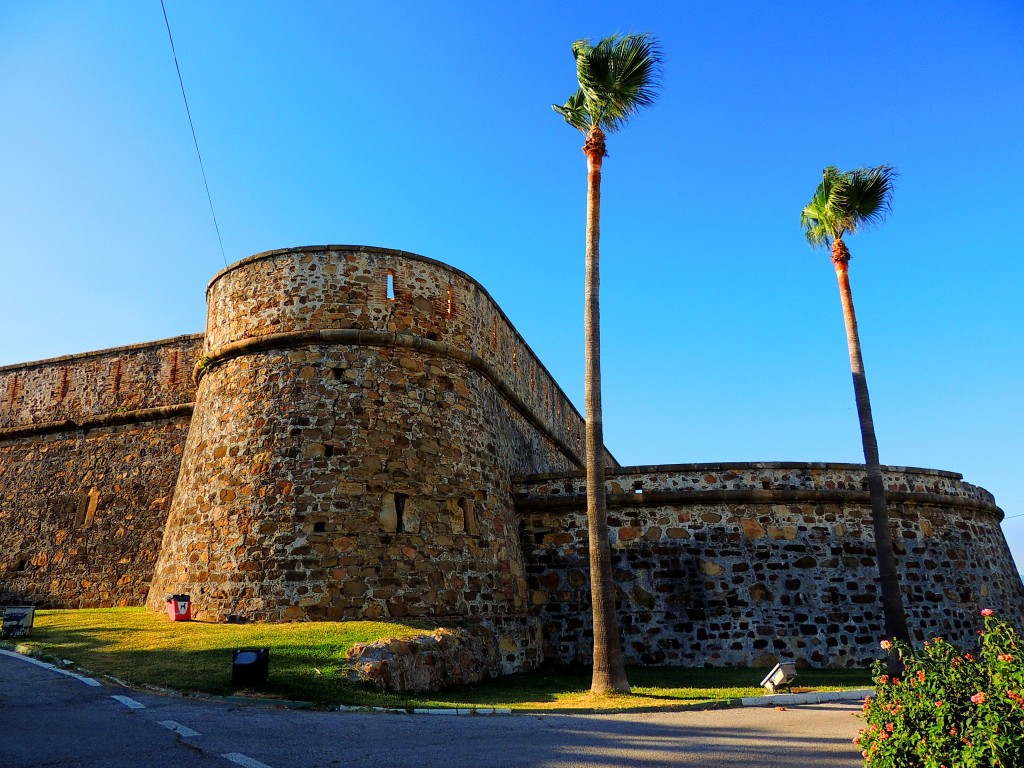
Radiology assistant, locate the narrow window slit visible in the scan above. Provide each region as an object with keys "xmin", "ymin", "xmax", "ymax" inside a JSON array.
[
  {"xmin": 111, "ymin": 359, "xmax": 123, "ymax": 395},
  {"xmin": 446, "ymin": 287, "xmax": 453, "ymax": 316},
  {"xmin": 394, "ymin": 492, "xmax": 407, "ymax": 533},
  {"xmin": 75, "ymin": 487, "xmax": 100, "ymax": 528},
  {"xmin": 58, "ymin": 368, "xmax": 70, "ymax": 401},
  {"xmin": 386, "ymin": 271, "xmax": 396, "ymax": 301},
  {"xmin": 313, "ymin": 521, "xmax": 326, "ymax": 533},
  {"xmin": 460, "ymin": 497, "xmax": 479, "ymax": 536}
]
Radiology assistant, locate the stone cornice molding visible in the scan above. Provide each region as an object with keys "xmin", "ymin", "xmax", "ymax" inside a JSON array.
[
  {"xmin": 514, "ymin": 487, "xmax": 1004, "ymax": 520},
  {"xmin": 0, "ymin": 403, "xmax": 194, "ymax": 440}
]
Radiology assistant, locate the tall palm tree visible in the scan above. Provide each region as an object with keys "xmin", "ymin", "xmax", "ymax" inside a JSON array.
[
  {"xmin": 800, "ymin": 165, "xmax": 911, "ymax": 647},
  {"xmin": 553, "ymin": 33, "xmax": 661, "ymax": 694}
]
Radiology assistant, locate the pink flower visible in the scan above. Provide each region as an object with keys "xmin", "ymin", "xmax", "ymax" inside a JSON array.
[
  {"xmin": 981, "ymin": 608, "xmax": 994, "ymax": 617},
  {"xmin": 878, "ymin": 675, "xmax": 890, "ymax": 684},
  {"xmin": 935, "ymin": 700, "xmax": 943, "ymax": 707},
  {"xmin": 880, "ymin": 640, "xmax": 893, "ymax": 650},
  {"xmin": 971, "ymin": 692, "xmax": 987, "ymax": 704},
  {"xmin": 917, "ymin": 670, "xmax": 925, "ymax": 683},
  {"xmin": 999, "ymin": 654, "xmax": 1014, "ymax": 662}
]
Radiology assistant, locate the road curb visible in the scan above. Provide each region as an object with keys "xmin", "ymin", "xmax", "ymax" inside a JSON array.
[{"xmin": 739, "ymin": 689, "xmax": 873, "ymax": 707}]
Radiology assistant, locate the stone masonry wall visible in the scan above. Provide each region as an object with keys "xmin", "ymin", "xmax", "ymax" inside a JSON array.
[
  {"xmin": 517, "ymin": 463, "xmax": 1024, "ymax": 668},
  {"xmin": 0, "ymin": 335, "xmax": 202, "ymax": 607},
  {"xmin": 147, "ymin": 247, "xmax": 601, "ymax": 673},
  {"xmin": 4, "ymin": 245, "xmax": 1021, "ymax": 680},
  {"xmin": 0, "ymin": 334, "xmax": 201, "ymax": 429},
  {"xmin": 200, "ymin": 246, "xmax": 596, "ymax": 466}
]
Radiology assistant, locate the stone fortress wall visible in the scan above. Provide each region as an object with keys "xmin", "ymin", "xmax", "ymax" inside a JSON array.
[
  {"xmin": 517, "ymin": 463, "xmax": 1023, "ymax": 667},
  {"xmin": 1, "ymin": 245, "xmax": 1022, "ymax": 673},
  {"xmin": 143, "ymin": 246, "xmax": 600, "ymax": 670},
  {"xmin": 0, "ymin": 334, "xmax": 202, "ymax": 607}
]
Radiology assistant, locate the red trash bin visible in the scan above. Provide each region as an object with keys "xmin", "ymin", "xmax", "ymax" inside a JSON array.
[{"xmin": 165, "ymin": 594, "xmax": 191, "ymax": 621}]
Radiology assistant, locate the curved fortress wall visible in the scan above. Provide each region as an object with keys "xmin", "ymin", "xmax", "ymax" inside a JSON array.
[
  {"xmin": 0, "ymin": 335, "xmax": 202, "ymax": 606},
  {"xmin": 518, "ymin": 463, "xmax": 1024, "ymax": 667},
  {"xmin": 145, "ymin": 247, "xmax": 598, "ymax": 668}
]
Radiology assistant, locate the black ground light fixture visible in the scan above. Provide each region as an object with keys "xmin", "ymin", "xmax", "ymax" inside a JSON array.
[{"xmin": 232, "ymin": 648, "xmax": 270, "ymax": 688}]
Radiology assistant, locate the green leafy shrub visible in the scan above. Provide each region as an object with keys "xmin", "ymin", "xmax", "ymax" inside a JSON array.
[{"xmin": 858, "ymin": 610, "xmax": 1024, "ymax": 767}]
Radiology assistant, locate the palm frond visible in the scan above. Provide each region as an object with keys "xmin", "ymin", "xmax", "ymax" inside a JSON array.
[
  {"xmin": 552, "ymin": 89, "xmax": 592, "ymax": 132},
  {"xmin": 800, "ymin": 167, "xmax": 844, "ymax": 248},
  {"xmin": 843, "ymin": 165, "xmax": 897, "ymax": 234},
  {"xmin": 560, "ymin": 33, "xmax": 662, "ymax": 134},
  {"xmin": 800, "ymin": 164, "xmax": 897, "ymax": 250}
]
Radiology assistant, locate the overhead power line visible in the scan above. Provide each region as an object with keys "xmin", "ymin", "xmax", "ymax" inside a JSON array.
[{"xmin": 160, "ymin": 0, "xmax": 228, "ymax": 268}]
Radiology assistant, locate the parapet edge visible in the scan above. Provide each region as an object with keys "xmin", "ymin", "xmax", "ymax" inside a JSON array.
[
  {"xmin": 514, "ymin": 461, "xmax": 965, "ymax": 483},
  {"xmin": 0, "ymin": 333, "xmax": 205, "ymax": 374}
]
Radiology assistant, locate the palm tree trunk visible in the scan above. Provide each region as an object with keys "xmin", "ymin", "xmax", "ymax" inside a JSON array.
[
  {"xmin": 583, "ymin": 126, "xmax": 630, "ymax": 694},
  {"xmin": 832, "ymin": 239, "xmax": 911, "ymax": 647}
]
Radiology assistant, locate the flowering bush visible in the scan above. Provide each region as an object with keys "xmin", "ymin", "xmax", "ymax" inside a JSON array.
[{"xmin": 857, "ymin": 611, "xmax": 1024, "ymax": 767}]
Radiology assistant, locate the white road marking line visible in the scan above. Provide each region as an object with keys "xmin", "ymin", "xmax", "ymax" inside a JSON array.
[
  {"xmin": 222, "ymin": 753, "xmax": 274, "ymax": 768},
  {"xmin": 158, "ymin": 720, "xmax": 201, "ymax": 738},
  {"xmin": 0, "ymin": 648, "xmax": 101, "ymax": 686},
  {"xmin": 65, "ymin": 671, "xmax": 101, "ymax": 686},
  {"xmin": 111, "ymin": 694, "xmax": 145, "ymax": 709}
]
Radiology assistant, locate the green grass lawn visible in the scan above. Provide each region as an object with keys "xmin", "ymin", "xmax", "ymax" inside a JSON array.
[{"xmin": 5, "ymin": 608, "xmax": 871, "ymax": 710}]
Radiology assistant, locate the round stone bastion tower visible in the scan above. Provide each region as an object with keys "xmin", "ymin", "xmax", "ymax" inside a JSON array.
[{"xmin": 146, "ymin": 246, "xmax": 598, "ymax": 667}]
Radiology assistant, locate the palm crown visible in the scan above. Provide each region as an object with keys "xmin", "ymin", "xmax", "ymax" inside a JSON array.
[
  {"xmin": 801, "ymin": 165, "xmax": 897, "ymax": 248},
  {"xmin": 553, "ymin": 34, "xmax": 661, "ymax": 134}
]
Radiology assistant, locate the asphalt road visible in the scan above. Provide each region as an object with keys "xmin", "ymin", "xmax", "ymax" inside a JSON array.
[{"xmin": 0, "ymin": 650, "xmax": 864, "ymax": 768}]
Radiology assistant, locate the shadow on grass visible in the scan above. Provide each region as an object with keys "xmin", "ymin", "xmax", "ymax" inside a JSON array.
[{"xmin": 16, "ymin": 609, "xmax": 872, "ymax": 710}]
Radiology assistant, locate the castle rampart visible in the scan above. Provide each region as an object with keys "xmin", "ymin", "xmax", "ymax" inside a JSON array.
[
  {"xmin": 517, "ymin": 463, "xmax": 1022, "ymax": 667},
  {"xmin": 0, "ymin": 334, "xmax": 202, "ymax": 607},
  {"xmin": 0, "ymin": 334, "xmax": 201, "ymax": 431},
  {"xmin": 144, "ymin": 246, "xmax": 601, "ymax": 670}
]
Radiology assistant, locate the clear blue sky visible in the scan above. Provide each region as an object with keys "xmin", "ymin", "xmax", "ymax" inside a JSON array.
[{"xmin": 3, "ymin": 2, "xmax": 1023, "ymax": 569}]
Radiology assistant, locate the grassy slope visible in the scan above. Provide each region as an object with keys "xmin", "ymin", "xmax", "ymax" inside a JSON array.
[{"xmin": 7, "ymin": 608, "xmax": 871, "ymax": 710}]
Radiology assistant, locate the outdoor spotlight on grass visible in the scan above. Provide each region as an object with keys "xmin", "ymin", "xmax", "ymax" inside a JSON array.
[
  {"xmin": 232, "ymin": 648, "xmax": 270, "ymax": 688},
  {"xmin": 0, "ymin": 606, "xmax": 36, "ymax": 638},
  {"xmin": 760, "ymin": 661, "xmax": 798, "ymax": 693}
]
